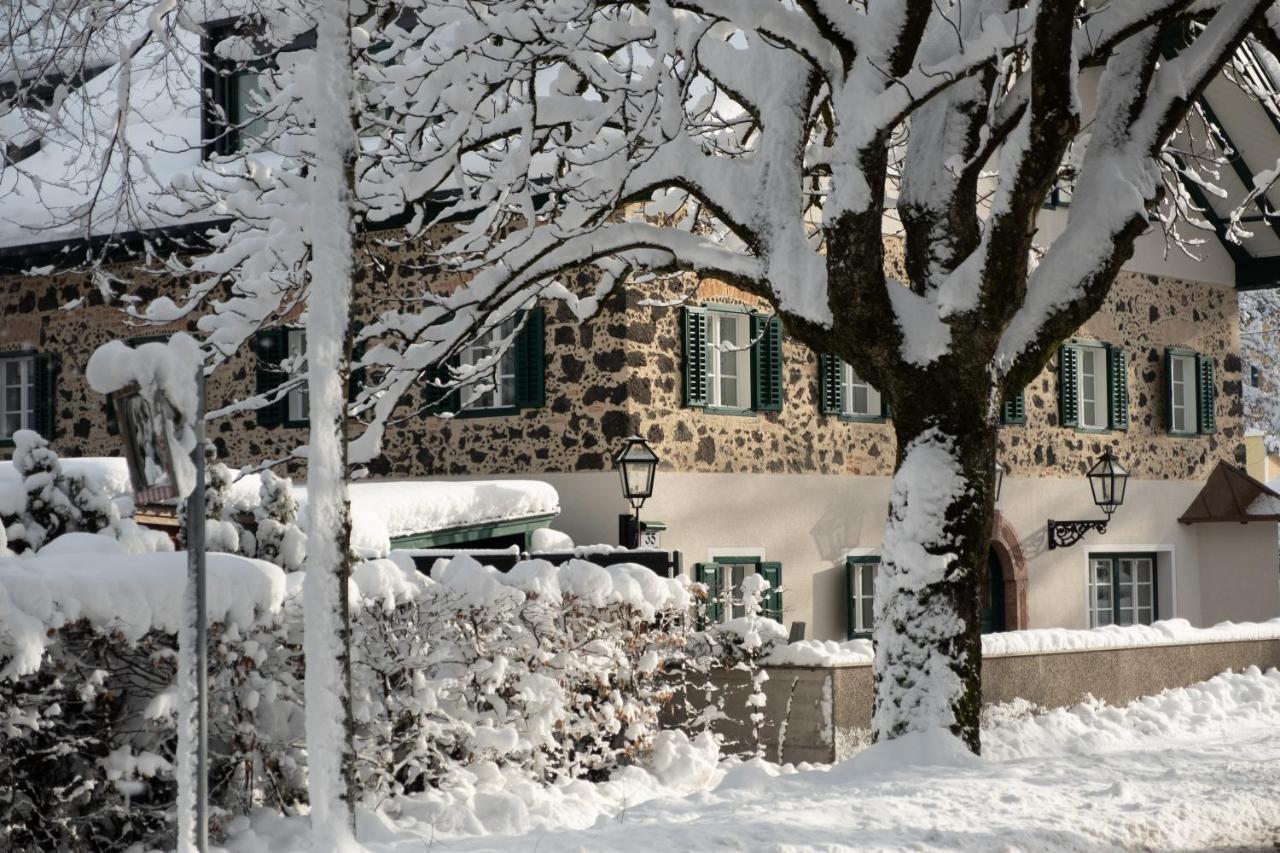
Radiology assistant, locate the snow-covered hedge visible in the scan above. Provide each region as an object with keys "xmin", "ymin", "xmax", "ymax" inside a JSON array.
[{"xmin": 0, "ymin": 550, "xmax": 721, "ymax": 847}]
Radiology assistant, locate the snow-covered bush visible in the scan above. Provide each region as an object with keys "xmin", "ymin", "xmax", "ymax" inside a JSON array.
[
  {"xmin": 177, "ymin": 443, "xmax": 246, "ymax": 555},
  {"xmin": 2, "ymin": 550, "xmax": 728, "ymax": 844},
  {"xmin": 0, "ymin": 552, "xmax": 297, "ymax": 850},
  {"xmin": 253, "ymin": 470, "xmax": 305, "ymax": 572},
  {"xmin": 349, "ymin": 556, "xmax": 693, "ymax": 802},
  {"xmin": 0, "ymin": 431, "xmax": 118, "ymax": 553}
]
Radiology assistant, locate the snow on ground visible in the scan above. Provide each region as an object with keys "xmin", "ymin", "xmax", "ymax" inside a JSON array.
[{"xmin": 226, "ymin": 666, "xmax": 1280, "ymax": 852}]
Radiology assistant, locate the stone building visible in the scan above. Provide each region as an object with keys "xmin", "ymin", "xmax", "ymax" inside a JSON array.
[{"xmin": 4, "ymin": 20, "xmax": 1280, "ymax": 641}]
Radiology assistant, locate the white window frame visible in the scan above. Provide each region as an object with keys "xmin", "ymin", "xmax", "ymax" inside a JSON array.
[
  {"xmin": 1077, "ymin": 345, "xmax": 1110, "ymax": 430},
  {"xmin": 0, "ymin": 355, "xmax": 35, "ymax": 441},
  {"xmin": 460, "ymin": 318, "xmax": 518, "ymax": 411},
  {"xmin": 286, "ymin": 329, "xmax": 309, "ymax": 424},
  {"xmin": 1085, "ymin": 545, "xmax": 1176, "ymax": 628},
  {"xmin": 706, "ymin": 311, "xmax": 750, "ymax": 410},
  {"xmin": 1169, "ymin": 352, "xmax": 1198, "ymax": 435},
  {"xmin": 849, "ymin": 558, "xmax": 877, "ymax": 636},
  {"xmin": 840, "ymin": 361, "xmax": 882, "ymax": 419}
]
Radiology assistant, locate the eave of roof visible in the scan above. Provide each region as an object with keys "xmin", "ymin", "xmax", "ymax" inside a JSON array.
[{"xmin": 1178, "ymin": 460, "xmax": 1280, "ymax": 524}]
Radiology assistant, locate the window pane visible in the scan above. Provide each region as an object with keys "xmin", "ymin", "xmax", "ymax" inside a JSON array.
[
  {"xmin": 2, "ymin": 412, "xmax": 18, "ymax": 438},
  {"xmin": 5, "ymin": 386, "xmax": 19, "ymax": 411},
  {"xmin": 861, "ymin": 597, "xmax": 873, "ymax": 632},
  {"xmin": 4, "ymin": 360, "xmax": 18, "ymax": 384},
  {"xmin": 1135, "ymin": 559, "xmax": 1153, "ymax": 584},
  {"xmin": 861, "ymin": 564, "xmax": 874, "ymax": 595},
  {"xmin": 1138, "ymin": 584, "xmax": 1152, "ymax": 608},
  {"xmin": 852, "ymin": 385, "xmax": 869, "ymax": 415}
]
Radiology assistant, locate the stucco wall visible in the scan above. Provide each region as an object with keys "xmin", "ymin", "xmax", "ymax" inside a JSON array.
[
  {"xmin": 433, "ymin": 470, "xmax": 1278, "ymax": 639},
  {"xmin": 1195, "ymin": 524, "xmax": 1280, "ymax": 625}
]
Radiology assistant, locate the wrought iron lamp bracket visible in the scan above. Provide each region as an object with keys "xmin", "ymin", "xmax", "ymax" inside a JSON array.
[{"xmin": 1046, "ymin": 518, "xmax": 1109, "ymax": 550}]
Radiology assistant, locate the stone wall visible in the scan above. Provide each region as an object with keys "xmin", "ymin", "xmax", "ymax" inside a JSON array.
[
  {"xmin": 0, "ymin": 241, "xmax": 1245, "ymax": 481},
  {"xmin": 687, "ymin": 638, "xmax": 1280, "ymax": 764}
]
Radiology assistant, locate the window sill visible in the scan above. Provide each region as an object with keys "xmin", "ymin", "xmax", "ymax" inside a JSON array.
[
  {"xmin": 839, "ymin": 414, "xmax": 888, "ymax": 424},
  {"xmin": 704, "ymin": 406, "xmax": 756, "ymax": 418},
  {"xmin": 1072, "ymin": 426, "xmax": 1114, "ymax": 435},
  {"xmin": 999, "ymin": 419, "xmax": 1027, "ymax": 427},
  {"xmin": 452, "ymin": 406, "xmax": 522, "ymax": 420},
  {"xmin": 1167, "ymin": 429, "xmax": 1205, "ymax": 438}
]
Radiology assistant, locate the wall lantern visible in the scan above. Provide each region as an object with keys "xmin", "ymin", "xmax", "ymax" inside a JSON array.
[
  {"xmin": 614, "ymin": 435, "xmax": 659, "ymax": 548},
  {"xmin": 1047, "ymin": 448, "xmax": 1129, "ymax": 549}
]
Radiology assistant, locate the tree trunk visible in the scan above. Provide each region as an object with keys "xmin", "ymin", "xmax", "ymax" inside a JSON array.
[
  {"xmin": 871, "ymin": 401, "xmax": 997, "ymax": 753},
  {"xmin": 302, "ymin": 0, "xmax": 359, "ymax": 840}
]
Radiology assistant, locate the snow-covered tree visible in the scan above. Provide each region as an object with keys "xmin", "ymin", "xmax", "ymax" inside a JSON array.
[
  {"xmin": 1, "ymin": 430, "xmax": 117, "ymax": 552},
  {"xmin": 1241, "ymin": 290, "xmax": 1280, "ymax": 454},
  {"xmin": 9, "ymin": 0, "xmax": 1280, "ymax": 761},
  {"xmin": 254, "ymin": 469, "xmax": 306, "ymax": 572}
]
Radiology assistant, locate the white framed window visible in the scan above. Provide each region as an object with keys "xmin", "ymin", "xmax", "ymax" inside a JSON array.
[
  {"xmin": 1, "ymin": 355, "xmax": 34, "ymax": 440},
  {"xmin": 840, "ymin": 362, "xmax": 882, "ymax": 419},
  {"xmin": 1089, "ymin": 553, "xmax": 1156, "ymax": 627},
  {"xmin": 460, "ymin": 318, "xmax": 518, "ymax": 411},
  {"xmin": 1168, "ymin": 352, "xmax": 1198, "ymax": 435},
  {"xmin": 847, "ymin": 556, "xmax": 878, "ymax": 638},
  {"xmin": 286, "ymin": 329, "xmax": 309, "ymax": 424},
  {"xmin": 706, "ymin": 311, "xmax": 750, "ymax": 410},
  {"xmin": 1077, "ymin": 345, "xmax": 1110, "ymax": 430}
]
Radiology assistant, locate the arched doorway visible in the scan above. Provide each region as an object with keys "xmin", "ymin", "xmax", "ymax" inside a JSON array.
[
  {"xmin": 988, "ymin": 510, "xmax": 1030, "ymax": 631},
  {"xmin": 981, "ymin": 550, "xmax": 1006, "ymax": 633}
]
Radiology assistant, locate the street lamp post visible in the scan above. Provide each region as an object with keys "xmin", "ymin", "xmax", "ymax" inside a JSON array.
[
  {"xmin": 1047, "ymin": 448, "xmax": 1130, "ymax": 549},
  {"xmin": 613, "ymin": 435, "xmax": 659, "ymax": 549}
]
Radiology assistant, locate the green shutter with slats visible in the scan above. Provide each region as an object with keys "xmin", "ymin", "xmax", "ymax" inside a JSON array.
[
  {"xmin": 32, "ymin": 352, "xmax": 57, "ymax": 440},
  {"xmin": 1001, "ymin": 390, "xmax": 1026, "ymax": 425},
  {"xmin": 759, "ymin": 562, "xmax": 783, "ymax": 624},
  {"xmin": 1163, "ymin": 348, "xmax": 1176, "ymax": 434},
  {"xmin": 682, "ymin": 307, "xmax": 708, "ymax": 408},
  {"xmin": 1058, "ymin": 345, "xmax": 1079, "ymax": 428},
  {"xmin": 818, "ymin": 354, "xmax": 843, "ymax": 415},
  {"xmin": 1197, "ymin": 354, "xmax": 1216, "ymax": 434},
  {"xmin": 514, "ymin": 306, "xmax": 546, "ymax": 409},
  {"xmin": 1107, "ymin": 345, "xmax": 1128, "ymax": 431},
  {"xmin": 105, "ymin": 395, "xmax": 120, "ymax": 436},
  {"xmin": 254, "ymin": 328, "xmax": 289, "ymax": 427},
  {"xmin": 750, "ymin": 314, "xmax": 784, "ymax": 412},
  {"xmin": 425, "ymin": 357, "xmax": 461, "ymax": 416},
  {"xmin": 695, "ymin": 562, "xmax": 722, "ymax": 627}
]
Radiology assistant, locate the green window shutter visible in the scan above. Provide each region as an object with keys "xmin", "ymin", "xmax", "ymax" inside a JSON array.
[
  {"xmin": 1197, "ymin": 354, "xmax": 1216, "ymax": 434},
  {"xmin": 682, "ymin": 307, "xmax": 708, "ymax": 408},
  {"xmin": 694, "ymin": 562, "xmax": 722, "ymax": 627},
  {"xmin": 425, "ymin": 357, "xmax": 461, "ymax": 416},
  {"xmin": 513, "ymin": 306, "xmax": 546, "ymax": 409},
  {"xmin": 254, "ymin": 328, "xmax": 289, "ymax": 427},
  {"xmin": 759, "ymin": 561, "xmax": 783, "ymax": 624},
  {"xmin": 818, "ymin": 354, "xmax": 843, "ymax": 415},
  {"xmin": 1001, "ymin": 390, "xmax": 1026, "ymax": 425},
  {"xmin": 106, "ymin": 395, "xmax": 120, "ymax": 436},
  {"xmin": 1107, "ymin": 345, "xmax": 1129, "ymax": 431},
  {"xmin": 32, "ymin": 352, "xmax": 57, "ymax": 440},
  {"xmin": 845, "ymin": 558, "xmax": 857, "ymax": 640},
  {"xmin": 1058, "ymin": 345, "xmax": 1079, "ymax": 428},
  {"xmin": 1163, "ymin": 348, "xmax": 1175, "ymax": 434},
  {"xmin": 749, "ymin": 314, "xmax": 784, "ymax": 412}
]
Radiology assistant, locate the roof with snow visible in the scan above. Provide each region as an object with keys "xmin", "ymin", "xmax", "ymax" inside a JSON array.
[
  {"xmin": 1178, "ymin": 461, "xmax": 1280, "ymax": 524},
  {"xmin": 3, "ymin": 19, "xmax": 1280, "ymax": 290}
]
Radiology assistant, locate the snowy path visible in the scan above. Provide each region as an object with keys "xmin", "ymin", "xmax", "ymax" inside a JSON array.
[
  {"xmin": 428, "ymin": 730, "xmax": 1280, "ymax": 852},
  {"xmin": 229, "ymin": 668, "xmax": 1280, "ymax": 852}
]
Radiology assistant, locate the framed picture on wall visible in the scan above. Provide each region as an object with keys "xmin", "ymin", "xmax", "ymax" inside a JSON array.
[{"xmin": 111, "ymin": 383, "xmax": 190, "ymax": 504}]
